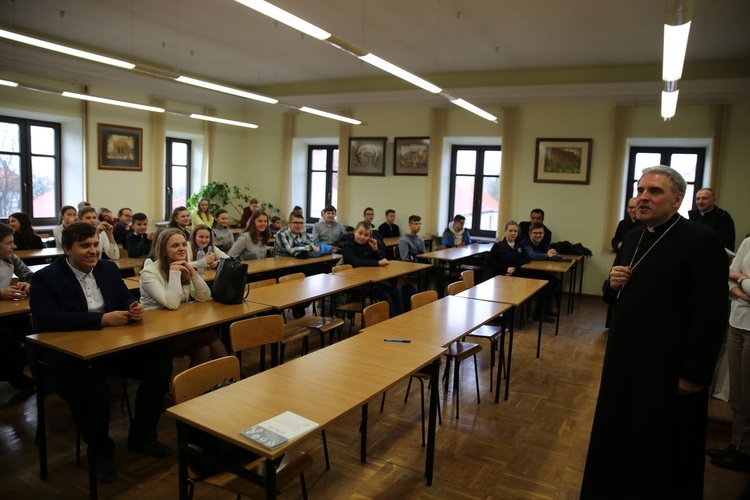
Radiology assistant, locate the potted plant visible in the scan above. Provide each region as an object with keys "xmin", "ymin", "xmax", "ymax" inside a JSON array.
[{"xmin": 187, "ymin": 182, "xmax": 278, "ymax": 223}]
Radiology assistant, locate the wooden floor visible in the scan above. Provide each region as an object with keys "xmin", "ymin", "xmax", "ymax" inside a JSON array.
[{"xmin": 1, "ymin": 296, "xmax": 748, "ymax": 499}]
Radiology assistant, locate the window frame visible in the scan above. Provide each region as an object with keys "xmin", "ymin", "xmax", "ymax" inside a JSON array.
[
  {"xmin": 625, "ymin": 146, "xmax": 706, "ymax": 214},
  {"xmin": 165, "ymin": 137, "xmax": 192, "ymax": 219},
  {"xmin": 305, "ymin": 145, "xmax": 338, "ymax": 223},
  {"xmin": 448, "ymin": 145, "xmax": 502, "ymax": 238},
  {"xmin": 0, "ymin": 115, "xmax": 62, "ymax": 226}
]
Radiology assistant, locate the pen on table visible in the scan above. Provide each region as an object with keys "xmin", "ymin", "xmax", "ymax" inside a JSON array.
[{"xmin": 384, "ymin": 338, "xmax": 411, "ymax": 343}]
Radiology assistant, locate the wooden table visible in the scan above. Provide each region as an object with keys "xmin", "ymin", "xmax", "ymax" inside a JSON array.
[
  {"xmin": 359, "ymin": 295, "xmax": 508, "ymax": 347},
  {"xmin": 15, "ymin": 247, "xmax": 64, "ymax": 262},
  {"xmin": 417, "ymin": 244, "xmax": 489, "ymax": 293},
  {"xmin": 456, "ymin": 275, "xmax": 548, "ymax": 402},
  {"xmin": 383, "ymin": 236, "xmax": 401, "ymax": 248},
  {"xmin": 331, "ymin": 260, "xmax": 431, "ymax": 283},
  {"xmin": 167, "ymin": 334, "xmax": 446, "ymax": 498},
  {"xmin": 242, "ymin": 254, "xmax": 341, "ymax": 277},
  {"xmin": 27, "ymin": 299, "xmax": 272, "ymax": 499},
  {"xmin": 245, "ymin": 273, "xmax": 370, "ymax": 313},
  {"xmin": 114, "ymin": 256, "xmax": 146, "ymax": 273},
  {"xmin": 522, "ymin": 258, "xmax": 575, "ymax": 335},
  {"xmin": 0, "ymin": 297, "xmax": 30, "ymax": 317}
]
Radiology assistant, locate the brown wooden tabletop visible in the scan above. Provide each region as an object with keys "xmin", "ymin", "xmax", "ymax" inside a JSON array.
[
  {"xmin": 244, "ymin": 273, "xmax": 370, "ymax": 309},
  {"xmin": 27, "ymin": 299, "xmax": 271, "ymax": 360},
  {"xmin": 521, "ymin": 259, "xmax": 575, "ymax": 274},
  {"xmin": 167, "ymin": 334, "xmax": 445, "ymax": 460},
  {"xmin": 15, "ymin": 247, "xmax": 64, "ymax": 261},
  {"xmin": 242, "ymin": 254, "xmax": 341, "ymax": 275},
  {"xmin": 360, "ymin": 295, "xmax": 509, "ymax": 347},
  {"xmin": 331, "ymin": 260, "xmax": 431, "ymax": 282},
  {"xmin": 456, "ymin": 275, "xmax": 548, "ymax": 306},
  {"xmin": 0, "ymin": 297, "xmax": 30, "ymax": 317},
  {"xmin": 417, "ymin": 243, "xmax": 488, "ymax": 261}
]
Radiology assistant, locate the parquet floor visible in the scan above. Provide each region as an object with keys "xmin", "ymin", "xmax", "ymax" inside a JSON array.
[{"xmin": 0, "ymin": 296, "xmax": 747, "ymax": 499}]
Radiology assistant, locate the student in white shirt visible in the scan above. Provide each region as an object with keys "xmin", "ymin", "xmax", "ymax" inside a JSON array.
[
  {"xmin": 139, "ymin": 228, "xmax": 227, "ymax": 366},
  {"xmin": 78, "ymin": 206, "xmax": 120, "ymax": 260}
]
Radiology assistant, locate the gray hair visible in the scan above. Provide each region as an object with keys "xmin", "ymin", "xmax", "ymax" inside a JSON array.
[{"xmin": 640, "ymin": 165, "xmax": 687, "ymax": 196}]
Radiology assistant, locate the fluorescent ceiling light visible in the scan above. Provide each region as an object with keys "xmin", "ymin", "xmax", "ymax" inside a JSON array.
[
  {"xmin": 61, "ymin": 91, "xmax": 164, "ymax": 112},
  {"xmin": 359, "ymin": 53, "xmax": 442, "ymax": 94},
  {"xmin": 0, "ymin": 78, "xmax": 19, "ymax": 87},
  {"xmin": 176, "ymin": 75, "xmax": 278, "ymax": 104},
  {"xmin": 661, "ymin": 89, "xmax": 679, "ymax": 120},
  {"xmin": 662, "ymin": 21, "xmax": 691, "ymax": 81},
  {"xmin": 0, "ymin": 28, "xmax": 135, "ymax": 70},
  {"xmin": 190, "ymin": 113, "xmax": 259, "ymax": 129},
  {"xmin": 450, "ymin": 98, "xmax": 497, "ymax": 123},
  {"xmin": 234, "ymin": 0, "xmax": 331, "ymax": 40},
  {"xmin": 299, "ymin": 106, "xmax": 361, "ymax": 125}
]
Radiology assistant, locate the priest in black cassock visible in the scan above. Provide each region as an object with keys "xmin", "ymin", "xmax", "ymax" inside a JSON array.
[
  {"xmin": 610, "ymin": 197, "xmax": 642, "ymax": 252},
  {"xmin": 581, "ymin": 166, "xmax": 728, "ymax": 499}
]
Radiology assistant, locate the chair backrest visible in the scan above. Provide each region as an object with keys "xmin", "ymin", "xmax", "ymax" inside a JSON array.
[
  {"xmin": 446, "ymin": 280, "xmax": 469, "ymax": 296},
  {"xmin": 411, "ymin": 290, "xmax": 438, "ymax": 310},
  {"xmin": 171, "ymin": 356, "xmax": 240, "ymax": 404},
  {"xmin": 460, "ymin": 270, "xmax": 475, "ymax": 288},
  {"xmin": 279, "ymin": 272, "xmax": 305, "ymax": 283},
  {"xmin": 332, "ymin": 264, "xmax": 353, "ymax": 273},
  {"xmin": 248, "ymin": 278, "xmax": 277, "ymax": 290},
  {"xmin": 229, "ymin": 315, "xmax": 284, "ymax": 354},
  {"xmin": 363, "ymin": 301, "xmax": 390, "ymax": 327}
]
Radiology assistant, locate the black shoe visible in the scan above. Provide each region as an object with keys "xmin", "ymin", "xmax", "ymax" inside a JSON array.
[
  {"xmin": 128, "ymin": 439, "xmax": 172, "ymax": 458},
  {"xmin": 711, "ymin": 449, "xmax": 750, "ymax": 471},
  {"xmin": 7, "ymin": 373, "xmax": 35, "ymax": 391},
  {"xmin": 96, "ymin": 458, "xmax": 116, "ymax": 483},
  {"xmin": 707, "ymin": 443, "xmax": 735, "ymax": 459}
]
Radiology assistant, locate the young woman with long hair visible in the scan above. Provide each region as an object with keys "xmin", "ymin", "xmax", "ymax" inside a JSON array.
[{"xmin": 139, "ymin": 228, "xmax": 227, "ymax": 366}]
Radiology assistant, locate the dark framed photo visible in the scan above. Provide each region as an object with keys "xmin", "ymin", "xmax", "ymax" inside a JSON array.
[
  {"xmin": 348, "ymin": 137, "xmax": 386, "ymax": 176},
  {"xmin": 393, "ymin": 137, "xmax": 429, "ymax": 176},
  {"xmin": 98, "ymin": 123, "xmax": 143, "ymax": 171},
  {"xmin": 534, "ymin": 138, "xmax": 592, "ymax": 185}
]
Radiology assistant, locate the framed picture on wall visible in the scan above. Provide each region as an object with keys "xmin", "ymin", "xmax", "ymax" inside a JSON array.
[
  {"xmin": 393, "ymin": 137, "xmax": 429, "ymax": 176},
  {"xmin": 534, "ymin": 138, "xmax": 592, "ymax": 185},
  {"xmin": 348, "ymin": 137, "xmax": 387, "ymax": 176},
  {"xmin": 98, "ymin": 123, "xmax": 143, "ymax": 171}
]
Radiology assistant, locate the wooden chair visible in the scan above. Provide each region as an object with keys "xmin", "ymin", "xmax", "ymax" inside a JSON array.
[
  {"xmin": 248, "ymin": 278, "xmax": 312, "ymax": 363},
  {"xmin": 440, "ymin": 282, "xmax": 483, "ymax": 418},
  {"xmin": 332, "ymin": 264, "xmax": 368, "ymax": 337},
  {"xmin": 446, "ymin": 279, "xmax": 506, "ymax": 392},
  {"xmin": 460, "ymin": 269, "xmax": 475, "ymax": 288},
  {"xmin": 279, "ymin": 273, "xmax": 345, "ymax": 350},
  {"xmin": 411, "ymin": 290, "xmax": 437, "ymax": 309},
  {"xmin": 229, "ymin": 315, "xmax": 283, "ymax": 375},
  {"xmin": 171, "ymin": 356, "xmax": 313, "ymax": 499},
  {"xmin": 229, "ymin": 317, "xmax": 331, "ymax": 471}
]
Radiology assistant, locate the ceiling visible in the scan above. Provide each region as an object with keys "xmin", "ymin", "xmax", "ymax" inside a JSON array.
[{"xmin": 1, "ymin": 0, "xmax": 749, "ymax": 114}]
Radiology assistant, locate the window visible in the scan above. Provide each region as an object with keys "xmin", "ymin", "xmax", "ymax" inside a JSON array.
[
  {"xmin": 306, "ymin": 145, "xmax": 338, "ymax": 222},
  {"xmin": 166, "ymin": 138, "xmax": 191, "ymax": 218},
  {"xmin": 448, "ymin": 145, "xmax": 502, "ymax": 238},
  {"xmin": 626, "ymin": 146, "xmax": 706, "ymax": 218},
  {"xmin": 0, "ymin": 116, "xmax": 61, "ymax": 225}
]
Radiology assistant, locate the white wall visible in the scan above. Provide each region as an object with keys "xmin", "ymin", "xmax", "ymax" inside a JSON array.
[{"xmin": 4, "ymin": 81, "xmax": 749, "ymax": 295}]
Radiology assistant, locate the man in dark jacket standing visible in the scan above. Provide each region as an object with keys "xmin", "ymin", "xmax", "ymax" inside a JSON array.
[
  {"xmin": 688, "ymin": 187, "xmax": 736, "ymax": 251},
  {"xmin": 582, "ymin": 167, "xmax": 727, "ymax": 499}
]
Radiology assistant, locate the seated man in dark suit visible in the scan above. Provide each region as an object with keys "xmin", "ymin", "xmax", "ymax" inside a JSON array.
[
  {"xmin": 30, "ymin": 222, "xmax": 173, "ymax": 484},
  {"xmin": 518, "ymin": 208, "xmax": 552, "ymax": 247}
]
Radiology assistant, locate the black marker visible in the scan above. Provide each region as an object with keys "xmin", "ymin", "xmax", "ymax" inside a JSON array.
[{"xmin": 384, "ymin": 338, "xmax": 411, "ymax": 343}]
